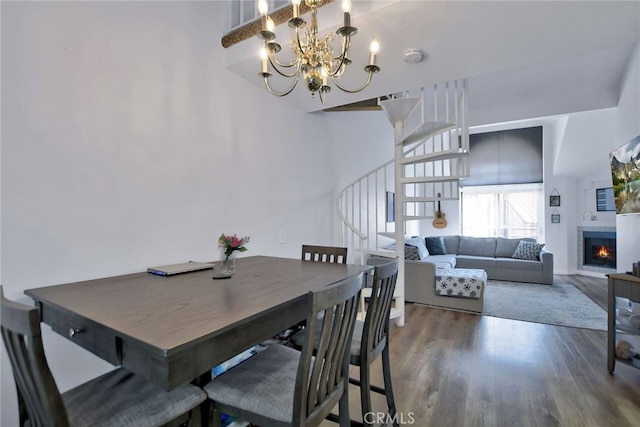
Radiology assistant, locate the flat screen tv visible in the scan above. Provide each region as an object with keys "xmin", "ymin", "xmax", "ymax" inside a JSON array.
[{"xmin": 609, "ymin": 135, "xmax": 640, "ymax": 214}]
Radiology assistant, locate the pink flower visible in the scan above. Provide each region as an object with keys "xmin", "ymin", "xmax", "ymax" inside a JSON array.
[{"xmin": 218, "ymin": 233, "xmax": 250, "ymax": 258}]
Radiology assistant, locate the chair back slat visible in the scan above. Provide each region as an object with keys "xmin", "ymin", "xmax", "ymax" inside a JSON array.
[
  {"xmin": 293, "ymin": 273, "xmax": 363, "ymax": 426},
  {"xmin": 301, "ymin": 245, "xmax": 348, "ymax": 264},
  {"xmin": 1, "ymin": 286, "xmax": 70, "ymax": 426},
  {"xmin": 362, "ymin": 259, "xmax": 399, "ymax": 361}
]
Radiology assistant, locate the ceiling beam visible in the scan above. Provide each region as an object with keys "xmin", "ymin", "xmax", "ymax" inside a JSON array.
[{"xmin": 221, "ymin": 0, "xmax": 335, "ymax": 49}]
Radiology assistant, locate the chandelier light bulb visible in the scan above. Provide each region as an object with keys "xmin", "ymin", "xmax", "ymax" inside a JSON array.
[
  {"xmin": 258, "ymin": 0, "xmax": 269, "ymax": 31},
  {"xmin": 369, "ymin": 38, "xmax": 380, "ymax": 65},
  {"xmin": 370, "ymin": 38, "xmax": 380, "ymax": 54},
  {"xmin": 258, "ymin": 0, "xmax": 268, "ymax": 15},
  {"xmin": 266, "ymin": 16, "xmax": 275, "ymax": 32}
]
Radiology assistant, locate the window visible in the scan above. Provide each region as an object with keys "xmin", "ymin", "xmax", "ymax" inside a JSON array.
[{"xmin": 461, "ymin": 183, "xmax": 543, "ymax": 239}]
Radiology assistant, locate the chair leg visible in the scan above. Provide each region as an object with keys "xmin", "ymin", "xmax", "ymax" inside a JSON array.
[
  {"xmin": 360, "ymin": 362, "xmax": 373, "ymax": 427},
  {"xmin": 338, "ymin": 380, "xmax": 351, "ymax": 427},
  {"xmin": 210, "ymin": 405, "xmax": 222, "ymax": 427},
  {"xmin": 381, "ymin": 347, "xmax": 398, "ymax": 427},
  {"xmin": 190, "ymin": 404, "xmax": 202, "ymax": 427}
]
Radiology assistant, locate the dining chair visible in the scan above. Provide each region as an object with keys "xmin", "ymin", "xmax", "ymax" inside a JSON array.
[
  {"xmin": 203, "ymin": 272, "xmax": 364, "ymax": 427},
  {"xmin": 0, "ymin": 286, "xmax": 206, "ymax": 427},
  {"xmin": 291, "ymin": 258, "xmax": 400, "ymax": 427},
  {"xmin": 270, "ymin": 244, "xmax": 350, "ymax": 343},
  {"xmin": 301, "ymin": 244, "xmax": 348, "ymax": 264}
]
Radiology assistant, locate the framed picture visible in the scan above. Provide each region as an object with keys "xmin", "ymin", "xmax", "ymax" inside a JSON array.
[
  {"xmin": 549, "ymin": 195, "xmax": 561, "ymax": 206},
  {"xmin": 551, "ymin": 213, "xmax": 560, "ymax": 223}
]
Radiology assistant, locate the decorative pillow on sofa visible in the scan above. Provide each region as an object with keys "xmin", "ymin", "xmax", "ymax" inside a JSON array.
[
  {"xmin": 404, "ymin": 245, "xmax": 422, "ymax": 260},
  {"xmin": 495, "ymin": 237, "xmax": 534, "ymax": 258},
  {"xmin": 405, "ymin": 237, "xmax": 429, "ymax": 259},
  {"xmin": 512, "ymin": 241, "xmax": 545, "ymax": 261},
  {"xmin": 425, "ymin": 236, "xmax": 447, "ymax": 255}
]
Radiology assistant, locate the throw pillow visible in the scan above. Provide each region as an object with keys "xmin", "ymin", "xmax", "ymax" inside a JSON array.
[
  {"xmin": 405, "ymin": 236, "xmax": 429, "ymax": 259},
  {"xmin": 512, "ymin": 241, "xmax": 545, "ymax": 261},
  {"xmin": 496, "ymin": 237, "xmax": 534, "ymax": 258},
  {"xmin": 404, "ymin": 245, "xmax": 422, "ymax": 260},
  {"xmin": 425, "ymin": 236, "xmax": 447, "ymax": 255}
]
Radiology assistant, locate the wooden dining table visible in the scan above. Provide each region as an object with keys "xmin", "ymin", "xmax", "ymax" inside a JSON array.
[{"xmin": 25, "ymin": 255, "xmax": 372, "ymax": 391}]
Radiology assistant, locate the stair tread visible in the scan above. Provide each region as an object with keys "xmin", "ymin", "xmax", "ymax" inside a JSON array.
[
  {"xmin": 400, "ymin": 149, "xmax": 468, "ymax": 165},
  {"xmin": 402, "ymin": 122, "xmax": 456, "ymax": 146},
  {"xmin": 402, "ymin": 196, "xmax": 459, "ymax": 202},
  {"xmin": 400, "ymin": 176, "xmax": 466, "ymax": 183},
  {"xmin": 379, "ymin": 98, "xmax": 421, "ymax": 126}
]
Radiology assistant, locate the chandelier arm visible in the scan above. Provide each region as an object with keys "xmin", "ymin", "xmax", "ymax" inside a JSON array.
[
  {"xmin": 319, "ymin": 89, "xmax": 327, "ymax": 105},
  {"xmin": 268, "ymin": 55, "xmax": 300, "ymax": 78},
  {"xmin": 329, "ymin": 36, "xmax": 349, "ymax": 77},
  {"xmin": 330, "ymin": 70, "xmax": 374, "ymax": 94},
  {"xmin": 264, "ymin": 75, "xmax": 299, "ymax": 97},
  {"xmin": 270, "ymin": 52, "xmax": 298, "ymax": 69},
  {"xmin": 331, "ymin": 35, "xmax": 351, "ymax": 65},
  {"xmin": 294, "ymin": 26, "xmax": 307, "ymax": 57}
]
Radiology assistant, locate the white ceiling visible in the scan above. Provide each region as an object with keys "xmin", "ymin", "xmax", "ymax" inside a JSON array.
[{"xmin": 223, "ymin": 0, "xmax": 640, "ymax": 119}]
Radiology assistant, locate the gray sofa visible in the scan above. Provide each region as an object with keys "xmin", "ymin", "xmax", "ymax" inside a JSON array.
[
  {"xmin": 437, "ymin": 235, "xmax": 553, "ymax": 284},
  {"xmin": 400, "ymin": 235, "xmax": 553, "ymax": 307}
]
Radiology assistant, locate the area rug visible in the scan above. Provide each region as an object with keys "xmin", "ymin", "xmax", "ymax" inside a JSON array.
[{"xmin": 483, "ymin": 280, "xmax": 607, "ymax": 331}]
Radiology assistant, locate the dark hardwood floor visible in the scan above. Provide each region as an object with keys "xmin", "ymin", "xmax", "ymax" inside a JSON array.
[
  {"xmin": 563, "ymin": 273, "xmax": 609, "ymax": 311},
  {"xmin": 326, "ymin": 274, "xmax": 640, "ymax": 426}
]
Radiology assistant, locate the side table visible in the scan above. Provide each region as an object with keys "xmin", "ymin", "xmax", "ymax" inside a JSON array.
[{"xmin": 608, "ymin": 273, "xmax": 640, "ymax": 373}]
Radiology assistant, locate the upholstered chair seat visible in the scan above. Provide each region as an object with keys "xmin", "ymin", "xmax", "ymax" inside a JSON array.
[
  {"xmin": 1, "ymin": 286, "xmax": 206, "ymax": 427},
  {"xmin": 63, "ymin": 368, "xmax": 206, "ymax": 426},
  {"xmin": 203, "ymin": 273, "xmax": 364, "ymax": 427}
]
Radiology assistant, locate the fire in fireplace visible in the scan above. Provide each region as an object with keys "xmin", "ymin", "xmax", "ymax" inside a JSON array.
[{"xmin": 583, "ymin": 231, "xmax": 617, "ymax": 269}]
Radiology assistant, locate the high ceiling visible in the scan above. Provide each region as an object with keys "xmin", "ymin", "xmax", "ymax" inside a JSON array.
[{"xmin": 223, "ymin": 1, "xmax": 640, "ymax": 121}]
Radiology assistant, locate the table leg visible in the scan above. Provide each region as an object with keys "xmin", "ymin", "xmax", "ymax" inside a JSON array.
[
  {"xmin": 608, "ymin": 279, "xmax": 616, "ymax": 374},
  {"xmin": 192, "ymin": 371, "xmax": 212, "ymax": 427}
]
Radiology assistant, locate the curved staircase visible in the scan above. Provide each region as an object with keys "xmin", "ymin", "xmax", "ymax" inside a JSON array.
[{"xmin": 337, "ymin": 80, "xmax": 470, "ymax": 325}]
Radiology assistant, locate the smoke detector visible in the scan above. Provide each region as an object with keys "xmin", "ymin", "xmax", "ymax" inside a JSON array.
[{"xmin": 403, "ymin": 48, "xmax": 424, "ymax": 64}]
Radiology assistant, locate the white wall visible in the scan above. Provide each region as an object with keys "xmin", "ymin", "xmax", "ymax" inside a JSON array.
[
  {"xmin": 614, "ymin": 43, "xmax": 640, "ymax": 273},
  {"xmin": 0, "ymin": 2, "xmax": 378, "ymax": 424}
]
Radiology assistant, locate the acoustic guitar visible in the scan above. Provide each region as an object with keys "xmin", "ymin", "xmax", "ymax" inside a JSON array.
[{"xmin": 433, "ymin": 193, "xmax": 447, "ymax": 229}]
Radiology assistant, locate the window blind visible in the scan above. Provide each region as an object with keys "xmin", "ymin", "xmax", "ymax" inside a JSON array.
[{"xmin": 461, "ymin": 126, "xmax": 543, "ymax": 187}]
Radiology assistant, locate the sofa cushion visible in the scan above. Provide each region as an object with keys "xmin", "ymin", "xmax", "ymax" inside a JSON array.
[
  {"xmin": 512, "ymin": 241, "xmax": 545, "ymax": 261},
  {"xmin": 495, "ymin": 237, "xmax": 535, "ymax": 258},
  {"xmin": 441, "ymin": 235, "xmax": 460, "ymax": 255},
  {"xmin": 425, "ymin": 255, "xmax": 457, "ymax": 269},
  {"xmin": 496, "ymin": 258, "xmax": 542, "ymax": 271},
  {"xmin": 458, "ymin": 237, "xmax": 497, "ymax": 257},
  {"xmin": 455, "ymin": 255, "xmax": 497, "ymax": 269},
  {"xmin": 425, "ymin": 236, "xmax": 447, "ymax": 255},
  {"xmin": 405, "ymin": 237, "xmax": 429, "ymax": 259}
]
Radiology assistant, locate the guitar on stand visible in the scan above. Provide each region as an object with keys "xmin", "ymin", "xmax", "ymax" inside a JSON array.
[{"xmin": 433, "ymin": 193, "xmax": 448, "ymax": 229}]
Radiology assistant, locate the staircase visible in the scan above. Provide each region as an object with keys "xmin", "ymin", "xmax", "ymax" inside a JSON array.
[{"xmin": 336, "ymin": 80, "xmax": 470, "ymax": 325}]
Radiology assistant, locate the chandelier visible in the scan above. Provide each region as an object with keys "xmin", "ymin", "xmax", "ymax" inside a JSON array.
[{"xmin": 257, "ymin": 0, "xmax": 380, "ymax": 104}]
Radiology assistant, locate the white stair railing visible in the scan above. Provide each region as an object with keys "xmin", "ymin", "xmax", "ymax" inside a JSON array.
[{"xmin": 336, "ymin": 79, "xmax": 469, "ymax": 326}]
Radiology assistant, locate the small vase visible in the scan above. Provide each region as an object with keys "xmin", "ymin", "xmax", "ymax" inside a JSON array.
[{"xmin": 220, "ymin": 251, "xmax": 237, "ymax": 274}]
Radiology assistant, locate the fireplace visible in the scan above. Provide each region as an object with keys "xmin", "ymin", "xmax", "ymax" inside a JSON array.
[{"xmin": 583, "ymin": 231, "xmax": 617, "ymax": 269}]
